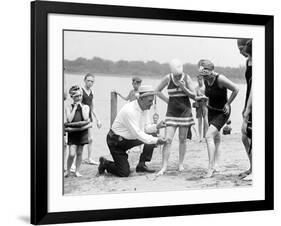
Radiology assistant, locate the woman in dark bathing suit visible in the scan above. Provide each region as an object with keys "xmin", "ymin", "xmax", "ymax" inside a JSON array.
[{"xmin": 198, "ymin": 59, "xmax": 239, "ymax": 178}]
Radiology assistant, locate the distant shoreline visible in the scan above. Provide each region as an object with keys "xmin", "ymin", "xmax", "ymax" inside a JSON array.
[
  {"xmin": 64, "ymin": 57, "xmax": 246, "ymax": 83},
  {"xmin": 64, "ymin": 71, "xmax": 246, "ymax": 84}
]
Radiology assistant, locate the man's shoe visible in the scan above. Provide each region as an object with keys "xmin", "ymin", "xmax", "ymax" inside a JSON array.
[
  {"xmin": 98, "ymin": 157, "xmax": 107, "ymax": 174},
  {"xmin": 136, "ymin": 164, "xmax": 156, "ymax": 173}
]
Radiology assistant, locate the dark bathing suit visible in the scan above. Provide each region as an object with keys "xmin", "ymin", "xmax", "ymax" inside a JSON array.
[
  {"xmin": 67, "ymin": 104, "xmax": 89, "ymax": 145},
  {"xmin": 82, "ymin": 88, "xmax": 93, "ymax": 121},
  {"xmin": 204, "ymin": 74, "xmax": 230, "ymax": 131}
]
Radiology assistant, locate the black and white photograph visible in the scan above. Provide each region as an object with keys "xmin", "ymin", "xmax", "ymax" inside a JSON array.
[
  {"xmin": 1, "ymin": 0, "xmax": 278, "ymax": 225},
  {"xmin": 30, "ymin": 1, "xmax": 274, "ymax": 224},
  {"xmin": 63, "ymin": 30, "xmax": 253, "ymax": 195}
]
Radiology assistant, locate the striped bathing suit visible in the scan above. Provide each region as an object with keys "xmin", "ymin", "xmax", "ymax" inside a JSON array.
[{"xmin": 165, "ymin": 73, "xmax": 195, "ymax": 127}]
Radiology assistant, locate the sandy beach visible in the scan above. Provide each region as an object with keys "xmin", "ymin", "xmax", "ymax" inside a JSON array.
[
  {"xmin": 64, "ymin": 132, "xmax": 252, "ymax": 195},
  {"xmin": 64, "ymin": 73, "xmax": 250, "ymax": 195}
]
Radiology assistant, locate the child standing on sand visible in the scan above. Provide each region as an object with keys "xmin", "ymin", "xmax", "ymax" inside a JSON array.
[
  {"xmin": 82, "ymin": 73, "xmax": 102, "ymax": 165},
  {"xmin": 65, "ymin": 85, "xmax": 91, "ymax": 177},
  {"xmin": 194, "ymin": 75, "xmax": 208, "ymax": 142},
  {"xmin": 114, "ymin": 76, "xmax": 142, "ymax": 101}
]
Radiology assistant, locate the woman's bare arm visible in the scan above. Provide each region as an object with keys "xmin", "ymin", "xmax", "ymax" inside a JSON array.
[
  {"xmin": 243, "ymin": 89, "xmax": 252, "ymax": 119},
  {"xmin": 65, "ymin": 122, "xmax": 92, "ymax": 132},
  {"xmin": 218, "ymin": 75, "xmax": 239, "ymax": 105},
  {"xmin": 64, "ymin": 120, "xmax": 90, "ymax": 128},
  {"xmin": 155, "ymin": 75, "xmax": 169, "ymax": 103},
  {"xmin": 180, "ymin": 74, "xmax": 197, "ymax": 100}
]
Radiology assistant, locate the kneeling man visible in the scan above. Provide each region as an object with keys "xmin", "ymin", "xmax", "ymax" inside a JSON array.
[{"xmin": 98, "ymin": 85, "xmax": 167, "ymax": 177}]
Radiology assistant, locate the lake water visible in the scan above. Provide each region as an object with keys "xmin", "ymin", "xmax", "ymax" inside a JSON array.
[{"xmin": 64, "ymin": 73, "xmax": 246, "ymax": 153}]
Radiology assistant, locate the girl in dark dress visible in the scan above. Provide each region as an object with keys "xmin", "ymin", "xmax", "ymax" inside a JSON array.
[
  {"xmin": 198, "ymin": 59, "xmax": 239, "ymax": 178},
  {"xmin": 65, "ymin": 86, "xmax": 91, "ymax": 177}
]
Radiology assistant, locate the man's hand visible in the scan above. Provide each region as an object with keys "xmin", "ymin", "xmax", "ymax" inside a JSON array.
[
  {"xmin": 156, "ymin": 137, "xmax": 167, "ymax": 145},
  {"xmin": 156, "ymin": 120, "xmax": 166, "ymax": 129}
]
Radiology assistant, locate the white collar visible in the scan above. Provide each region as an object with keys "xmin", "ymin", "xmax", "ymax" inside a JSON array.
[{"xmin": 133, "ymin": 100, "xmax": 146, "ymax": 113}]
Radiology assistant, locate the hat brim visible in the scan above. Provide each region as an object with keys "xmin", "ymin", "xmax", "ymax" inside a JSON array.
[
  {"xmin": 139, "ymin": 91, "xmax": 155, "ymax": 97},
  {"xmin": 71, "ymin": 94, "xmax": 81, "ymax": 98}
]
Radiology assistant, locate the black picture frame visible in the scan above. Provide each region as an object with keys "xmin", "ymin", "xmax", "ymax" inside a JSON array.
[{"xmin": 31, "ymin": 0, "xmax": 274, "ymax": 225}]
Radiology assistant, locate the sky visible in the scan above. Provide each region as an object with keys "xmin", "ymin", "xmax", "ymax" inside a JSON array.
[{"xmin": 64, "ymin": 30, "xmax": 246, "ymax": 68}]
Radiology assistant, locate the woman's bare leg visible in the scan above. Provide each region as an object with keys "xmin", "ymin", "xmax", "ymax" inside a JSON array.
[
  {"xmin": 214, "ymin": 132, "xmax": 222, "ymax": 170},
  {"xmin": 239, "ymin": 130, "xmax": 252, "ymax": 177},
  {"xmin": 75, "ymin": 145, "xmax": 84, "ymax": 177},
  {"xmin": 178, "ymin": 126, "xmax": 189, "ymax": 171},
  {"xmin": 156, "ymin": 126, "xmax": 177, "ymax": 175},
  {"xmin": 198, "ymin": 117, "xmax": 203, "ymax": 141},
  {"xmin": 203, "ymin": 115, "xmax": 209, "ymax": 138},
  {"xmin": 205, "ymin": 125, "xmax": 219, "ymax": 177}
]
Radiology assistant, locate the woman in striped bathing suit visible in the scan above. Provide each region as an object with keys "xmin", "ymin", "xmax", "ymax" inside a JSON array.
[
  {"xmin": 155, "ymin": 59, "xmax": 204, "ymax": 175},
  {"xmin": 198, "ymin": 59, "xmax": 239, "ymax": 178}
]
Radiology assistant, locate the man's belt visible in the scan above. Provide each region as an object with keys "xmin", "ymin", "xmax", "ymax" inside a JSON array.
[{"xmin": 108, "ymin": 129, "xmax": 124, "ymax": 141}]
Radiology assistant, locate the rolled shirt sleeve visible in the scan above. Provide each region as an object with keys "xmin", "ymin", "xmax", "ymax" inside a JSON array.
[
  {"xmin": 123, "ymin": 111, "xmax": 158, "ymax": 144},
  {"xmin": 145, "ymin": 124, "xmax": 157, "ymax": 134},
  {"xmin": 144, "ymin": 112, "xmax": 158, "ymax": 134}
]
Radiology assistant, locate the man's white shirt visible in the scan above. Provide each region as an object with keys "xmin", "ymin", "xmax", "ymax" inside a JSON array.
[{"xmin": 111, "ymin": 100, "xmax": 158, "ymax": 144}]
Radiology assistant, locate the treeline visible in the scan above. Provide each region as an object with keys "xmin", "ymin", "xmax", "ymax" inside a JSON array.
[{"xmin": 64, "ymin": 57, "xmax": 246, "ymax": 82}]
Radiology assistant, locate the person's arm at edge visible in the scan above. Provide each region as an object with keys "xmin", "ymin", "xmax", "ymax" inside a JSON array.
[{"xmin": 243, "ymin": 89, "xmax": 252, "ymax": 120}]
